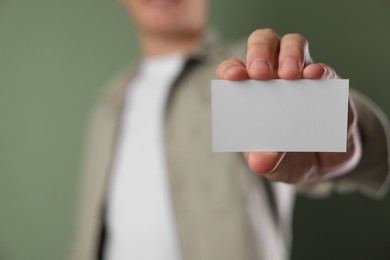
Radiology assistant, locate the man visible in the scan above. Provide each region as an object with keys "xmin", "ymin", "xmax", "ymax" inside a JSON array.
[{"xmin": 70, "ymin": 0, "xmax": 390, "ymax": 259}]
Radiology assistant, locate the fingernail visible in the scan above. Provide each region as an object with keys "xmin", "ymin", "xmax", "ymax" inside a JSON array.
[
  {"xmin": 250, "ymin": 59, "xmax": 270, "ymax": 72},
  {"xmin": 281, "ymin": 57, "xmax": 300, "ymax": 72}
]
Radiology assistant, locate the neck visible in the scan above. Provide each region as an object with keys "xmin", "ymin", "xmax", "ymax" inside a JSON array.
[{"xmin": 139, "ymin": 31, "xmax": 201, "ymax": 58}]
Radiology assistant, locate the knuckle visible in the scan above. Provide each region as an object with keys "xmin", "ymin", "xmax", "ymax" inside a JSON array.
[
  {"xmin": 249, "ymin": 28, "xmax": 279, "ymax": 43},
  {"xmin": 260, "ymin": 28, "xmax": 278, "ymax": 37},
  {"xmin": 216, "ymin": 58, "xmax": 242, "ymax": 77},
  {"xmin": 286, "ymin": 46, "xmax": 303, "ymax": 56},
  {"xmin": 218, "ymin": 58, "xmax": 233, "ymax": 68},
  {"xmin": 284, "ymin": 32, "xmax": 305, "ymax": 40},
  {"xmin": 247, "ymin": 42, "xmax": 268, "ymax": 52},
  {"xmin": 283, "ymin": 33, "xmax": 307, "ymax": 44},
  {"xmin": 226, "ymin": 57, "xmax": 242, "ymax": 64}
]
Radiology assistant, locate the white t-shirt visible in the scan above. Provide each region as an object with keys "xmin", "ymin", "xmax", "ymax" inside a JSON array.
[{"xmin": 104, "ymin": 53, "xmax": 185, "ymax": 260}]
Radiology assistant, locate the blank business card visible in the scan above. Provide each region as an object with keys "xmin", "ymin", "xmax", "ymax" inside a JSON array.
[{"xmin": 212, "ymin": 79, "xmax": 349, "ymax": 152}]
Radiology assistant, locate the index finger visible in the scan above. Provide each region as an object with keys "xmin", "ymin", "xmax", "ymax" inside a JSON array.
[{"xmin": 216, "ymin": 58, "xmax": 248, "ymax": 80}]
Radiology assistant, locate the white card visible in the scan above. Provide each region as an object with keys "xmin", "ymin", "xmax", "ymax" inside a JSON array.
[{"xmin": 212, "ymin": 79, "xmax": 349, "ymax": 152}]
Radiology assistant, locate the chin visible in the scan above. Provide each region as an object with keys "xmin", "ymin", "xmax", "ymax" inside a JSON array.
[
  {"xmin": 143, "ymin": 17, "xmax": 183, "ymax": 33},
  {"xmin": 144, "ymin": 0, "xmax": 180, "ymax": 8}
]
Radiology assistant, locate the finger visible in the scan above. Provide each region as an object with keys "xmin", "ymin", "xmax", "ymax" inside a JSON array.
[
  {"xmin": 278, "ymin": 33, "xmax": 309, "ymax": 79},
  {"xmin": 302, "ymin": 63, "xmax": 338, "ymax": 79},
  {"xmin": 243, "ymin": 151, "xmax": 285, "ymax": 174},
  {"xmin": 216, "ymin": 58, "xmax": 249, "ymax": 80},
  {"xmin": 246, "ymin": 29, "xmax": 280, "ymax": 80}
]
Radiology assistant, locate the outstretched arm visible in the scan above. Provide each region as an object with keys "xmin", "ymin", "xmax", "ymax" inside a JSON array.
[{"xmin": 216, "ymin": 28, "xmax": 362, "ymax": 185}]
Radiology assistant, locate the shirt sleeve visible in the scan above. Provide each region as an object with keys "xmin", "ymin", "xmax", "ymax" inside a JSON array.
[{"xmin": 298, "ymin": 89, "xmax": 390, "ymax": 199}]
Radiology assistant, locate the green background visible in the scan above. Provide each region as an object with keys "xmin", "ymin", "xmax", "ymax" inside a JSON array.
[{"xmin": 0, "ymin": 0, "xmax": 389, "ymax": 259}]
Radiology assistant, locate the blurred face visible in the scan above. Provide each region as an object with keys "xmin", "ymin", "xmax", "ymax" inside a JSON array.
[{"xmin": 120, "ymin": 0, "xmax": 207, "ymax": 37}]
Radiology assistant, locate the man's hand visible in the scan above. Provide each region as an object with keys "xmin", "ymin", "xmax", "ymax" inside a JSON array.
[{"xmin": 216, "ymin": 29, "xmax": 360, "ymax": 184}]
